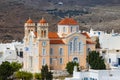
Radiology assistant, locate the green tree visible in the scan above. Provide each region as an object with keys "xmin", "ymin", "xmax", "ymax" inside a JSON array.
[
  {"xmin": 34, "ymin": 73, "xmax": 42, "ymax": 80},
  {"xmin": 95, "ymin": 37, "xmax": 101, "ymax": 48},
  {"xmin": 87, "ymin": 51, "xmax": 106, "ymax": 69},
  {"xmin": 41, "ymin": 65, "xmax": 53, "ymax": 80},
  {"xmin": 0, "ymin": 61, "xmax": 22, "ymax": 80},
  {"xmin": 0, "ymin": 61, "xmax": 13, "ymax": 80},
  {"xmin": 14, "ymin": 71, "xmax": 33, "ymax": 80},
  {"xmin": 66, "ymin": 61, "xmax": 79, "ymax": 75},
  {"xmin": 11, "ymin": 62, "xmax": 22, "ymax": 72}
]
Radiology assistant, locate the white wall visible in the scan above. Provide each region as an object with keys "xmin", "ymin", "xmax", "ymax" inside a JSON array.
[
  {"xmin": 0, "ymin": 42, "xmax": 23, "ymax": 64},
  {"xmin": 65, "ymin": 69, "xmax": 120, "ymax": 80}
]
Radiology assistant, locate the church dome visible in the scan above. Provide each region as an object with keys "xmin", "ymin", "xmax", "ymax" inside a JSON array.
[
  {"xmin": 58, "ymin": 18, "xmax": 78, "ymax": 25},
  {"xmin": 39, "ymin": 17, "xmax": 47, "ymax": 24},
  {"xmin": 26, "ymin": 18, "xmax": 33, "ymax": 23}
]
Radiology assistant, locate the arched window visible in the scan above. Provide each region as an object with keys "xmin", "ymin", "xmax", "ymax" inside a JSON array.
[
  {"xmin": 44, "ymin": 30, "xmax": 46, "ymax": 38},
  {"xmin": 41, "ymin": 30, "xmax": 44, "ymax": 37},
  {"xmin": 79, "ymin": 41, "xmax": 83, "ymax": 53},
  {"xmin": 74, "ymin": 38, "xmax": 78, "ymax": 51},
  {"xmin": 29, "ymin": 35, "xmax": 33, "ymax": 46},
  {"xmin": 63, "ymin": 27, "xmax": 65, "ymax": 32},
  {"xmin": 73, "ymin": 57, "xmax": 79, "ymax": 63},
  {"xmin": 42, "ymin": 58, "xmax": 46, "ymax": 65},
  {"xmin": 71, "ymin": 27, "xmax": 73, "ymax": 32},
  {"xmin": 70, "ymin": 42, "xmax": 72, "ymax": 52},
  {"xmin": 76, "ymin": 27, "xmax": 79, "ymax": 32}
]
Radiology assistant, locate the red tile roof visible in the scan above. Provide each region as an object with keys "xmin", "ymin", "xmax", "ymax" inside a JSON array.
[
  {"xmin": 50, "ymin": 40, "xmax": 64, "ymax": 44},
  {"xmin": 26, "ymin": 18, "xmax": 33, "ymax": 23},
  {"xmin": 58, "ymin": 18, "xmax": 78, "ymax": 25},
  {"xmin": 81, "ymin": 32, "xmax": 90, "ymax": 39},
  {"xmin": 48, "ymin": 32, "xmax": 60, "ymax": 39},
  {"xmin": 39, "ymin": 17, "xmax": 47, "ymax": 23},
  {"xmin": 48, "ymin": 32, "xmax": 64, "ymax": 44},
  {"xmin": 34, "ymin": 32, "xmax": 64, "ymax": 44},
  {"xmin": 86, "ymin": 40, "xmax": 96, "ymax": 44}
]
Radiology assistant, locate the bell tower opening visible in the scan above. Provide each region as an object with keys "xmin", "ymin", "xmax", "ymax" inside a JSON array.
[
  {"xmin": 37, "ymin": 17, "xmax": 48, "ymax": 39},
  {"xmin": 24, "ymin": 18, "xmax": 35, "ymax": 44}
]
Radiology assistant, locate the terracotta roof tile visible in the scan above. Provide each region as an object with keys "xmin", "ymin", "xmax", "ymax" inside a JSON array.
[
  {"xmin": 50, "ymin": 40, "xmax": 64, "ymax": 44},
  {"xmin": 33, "ymin": 32, "xmax": 64, "ymax": 44},
  {"xmin": 48, "ymin": 32, "xmax": 64, "ymax": 44},
  {"xmin": 58, "ymin": 18, "xmax": 78, "ymax": 25},
  {"xmin": 48, "ymin": 32, "xmax": 60, "ymax": 39},
  {"xmin": 26, "ymin": 18, "xmax": 33, "ymax": 23},
  {"xmin": 39, "ymin": 17, "xmax": 47, "ymax": 23},
  {"xmin": 86, "ymin": 40, "xmax": 96, "ymax": 44}
]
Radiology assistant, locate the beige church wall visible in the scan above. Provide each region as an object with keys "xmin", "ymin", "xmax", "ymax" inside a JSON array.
[
  {"xmin": 57, "ymin": 33, "xmax": 87, "ymax": 69},
  {"xmin": 50, "ymin": 44, "xmax": 67, "ymax": 70},
  {"xmin": 38, "ymin": 40, "xmax": 50, "ymax": 69}
]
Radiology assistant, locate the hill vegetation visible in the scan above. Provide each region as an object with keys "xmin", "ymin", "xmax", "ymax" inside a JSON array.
[{"xmin": 1, "ymin": 0, "xmax": 120, "ymax": 42}]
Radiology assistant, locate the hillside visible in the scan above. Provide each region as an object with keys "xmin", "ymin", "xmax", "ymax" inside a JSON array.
[{"xmin": 1, "ymin": 0, "xmax": 120, "ymax": 42}]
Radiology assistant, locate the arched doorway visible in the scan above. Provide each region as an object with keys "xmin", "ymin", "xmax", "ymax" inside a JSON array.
[{"xmin": 73, "ymin": 57, "xmax": 79, "ymax": 63}]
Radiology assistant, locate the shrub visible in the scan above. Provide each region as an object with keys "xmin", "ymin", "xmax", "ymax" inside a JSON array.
[
  {"xmin": 34, "ymin": 73, "xmax": 42, "ymax": 80},
  {"xmin": 66, "ymin": 61, "xmax": 79, "ymax": 74},
  {"xmin": 14, "ymin": 71, "xmax": 33, "ymax": 80}
]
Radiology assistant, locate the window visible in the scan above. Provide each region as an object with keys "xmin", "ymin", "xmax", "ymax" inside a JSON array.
[
  {"xmin": 74, "ymin": 38, "xmax": 78, "ymax": 51},
  {"xmin": 109, "ymin": 58, "xmax": 111, "ymax": 63},
  {"xmin": 9, "ymin": 52, "xmax": 12, "ymax": 54},
  {"xmin": 29, "ymin": 56, "xmax": 33, "ymax": 67},
  {"xmin": 50, "ymin": 58, "xmax": 52, "ymax": 64},
  {"xmin": 79, "ymin": 41, "xmax": 83, "ymax": 53},
  {"xmin": 116, "ymin": 50, "xmax": 119, "ymax": 52},
  {"xmin": 71, "ymin": 27, "xmax": 73, "ymax": 32},
  {"xmin": 73, "ymin": 57, "xmax": 78, "ymax": 63},
  {"xmin": 41, "ymin": 30, "xmax": 44, "ymax": 37},
  {"xmin": 76, "ymin": 27, "xmax": 79, "ymax": 32},
  {"xmin": 42, "ymin": 41, "xmax": 46, "ymax": 46},
  {"xmin": 42, "ymin": 58, "xmax": 46, "ymax": 65},
  {"xmin": 60, "ymin": 58, "xmax": 63, "ymax": 64},
  {"xmin": 20, "ymin": 51, "xmax": 23, "ymax": 58},
  {"xmin": 98, "ymin": 32, "xmax": 100, "ymax": 35},
  {"xmin": 63, "ymin": 27, "xmax": 65, "ymax": 32},
  {"xmin": 79, "ymin": 42, "xmax": 81, "ymax": 52},
  {"xmin": 50, "ymin": 48, "xmax": 53, "ymax": 55},
  {"xmin": 70, "ymin": 42, "xmax": 72, "ymax": 52},
  {"xmin": 44, "ymin": 30, "xmax": 46, "ymax": 38},
  {"xmin": 84, "ymin": 77, "xmax": 88, "ymax": 80},
  {"xmin": 29, "ymin": 35, "xmax": 33, "ymax": 46},
  {"xmin": 59, "ymin": 48, "xmax": 63, "ymax": 55},
  {"xmin": 42, "ymin": 48, "xmax": 46, "ymax": 55}
]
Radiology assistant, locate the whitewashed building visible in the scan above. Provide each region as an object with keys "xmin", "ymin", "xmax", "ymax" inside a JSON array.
[
  {"xmin": 0, "ymin": 41, "xmax": 23, "ymax": 64},
  {"xmin": 89, "ymin": 28, "xmax": 120, "ymax": 69},
  {"xmin": 65, "ymin": 69, "xmax": 120, "ymax": 80}
]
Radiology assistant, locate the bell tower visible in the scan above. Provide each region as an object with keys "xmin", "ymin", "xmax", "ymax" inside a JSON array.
[
  {"xmin": 24, "ymin": 18, "xmax": 35, "ymax": 44},
  {"xmin": 37, "ymin": 17, "xmax": 50, "ymax": 69},
  {"xmin": 37, "ymin": 17, "xmax": 48, "ymax": 39}
]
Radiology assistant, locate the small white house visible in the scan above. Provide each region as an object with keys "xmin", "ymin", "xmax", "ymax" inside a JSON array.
[
  {"xmin": 89, "ymin": 28, "xmax": 120, "ymax": 69},
  {"xmin": 65, "ymin": 66, "xmax": 120, "ymax": 80},
  {"xmin": 0, "ymin": 41, "xmax": 24, "ymax": 64}
]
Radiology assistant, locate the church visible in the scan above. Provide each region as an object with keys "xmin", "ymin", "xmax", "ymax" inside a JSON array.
[{"xmin": 23, "ymin": 17, "xmax": 95, "ymax": 73}]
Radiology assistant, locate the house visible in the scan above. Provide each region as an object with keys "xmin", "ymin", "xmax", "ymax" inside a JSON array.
[
  {"xmin": 65, "ymin": 66, "xmax": 120, "ymax": 80},
  {"xmin": 89, "ymin": 28, "xmax": 120, "ymax": 69},
  {"xmin": 0, "ymin": 41, "xmax": 23, "ymax": 64}
]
